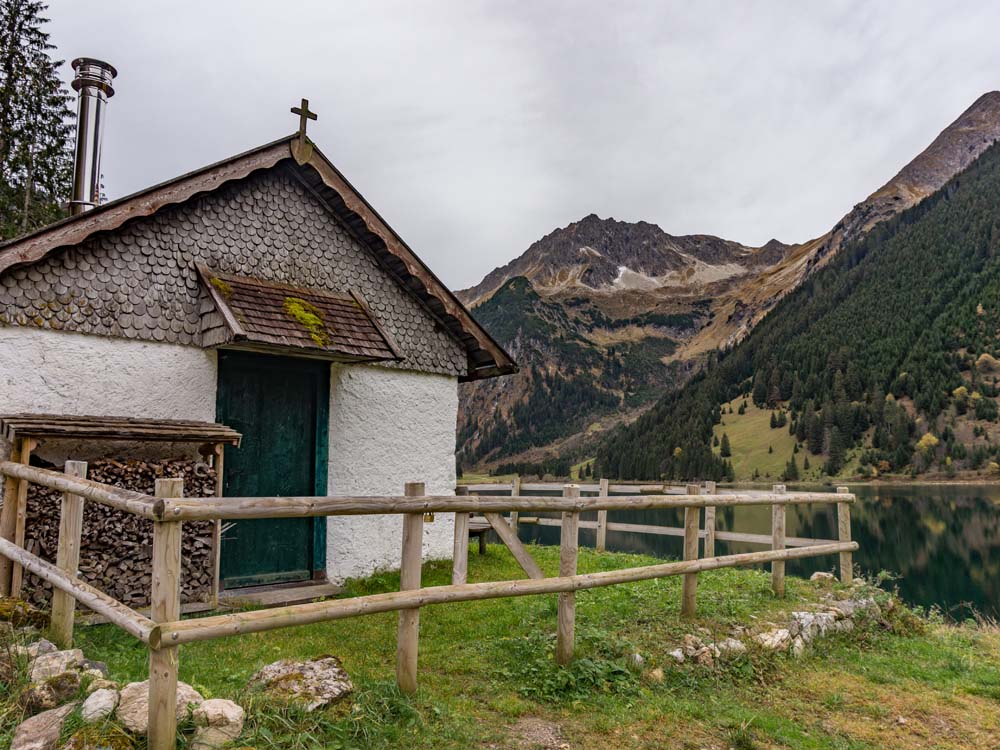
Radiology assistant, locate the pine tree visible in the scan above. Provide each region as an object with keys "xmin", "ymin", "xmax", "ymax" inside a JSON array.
[
  {"xmin": 0, "ymin": 0, "xmax": 74, "ymax": 239},
  {"xmin": 782, "ymin": 456, "xmax": 799, "ymax": 481},
  {"xmin": 720, "ymin": 433, "xmax": 731, "ymax": 457}
]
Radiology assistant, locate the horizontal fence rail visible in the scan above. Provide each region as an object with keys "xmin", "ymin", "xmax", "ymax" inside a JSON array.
[{"xmin": 0, "ymin": 461, "xmax": 857, "ymax": 750}]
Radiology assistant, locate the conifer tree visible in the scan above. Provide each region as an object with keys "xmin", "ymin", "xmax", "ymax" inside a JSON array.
[
  {"xmin": 720, "ymin": 433, "xmax": 731, "ymax": 457},
  {"xmin": 0, "ymin": 0, "xmax": 74, "ymax": 239}
]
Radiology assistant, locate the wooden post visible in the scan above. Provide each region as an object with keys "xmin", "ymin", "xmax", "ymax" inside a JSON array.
[
  {"xmin": 148, "ymin": 478, "xmax": 184, "ymax": 750},
  {"xmin": 556, "ymin": 484, "xmax": 580, "ymax": 665},
  {"xmin": 509, "ymin": 475, "xmax": 521, "ymax": 532},
  {"xmin": 0, "ymin": 439, "xmax": 23, "ymax": 596},
  {"xmin": 48, "ymin": 461, "xmax": 87, "ymax": 649},
  {"xmin": 452, "ymin": 486, "xmax": 469, "ymax": 585},
  {"xmin": 703, "ymin": 481, "xmax": 716, "ymax": 558},
  {"xmin": 596, "ymin": 478, "xmax": 609, "ymax": 552},
  {"xmin": 771, "ymin": 484, "xmax": 786, "ymax": 597},
  {"xmin": 209, "ymin": 444, "xmax": 225, "ymax": 608},
  {"xmin": 681, "ymin": 484, "xmax": 700, "ymax": 618},
  {"xmin": 396, "ymin": 482, "xmax": 424, "ymax": 694},
  {"xmin": 10, "ymin": 438, "xmax": 34, "ymax": 597},
  {"xmin": 837, "ymin": 487, "xmax": 852, "ymax": 583}
]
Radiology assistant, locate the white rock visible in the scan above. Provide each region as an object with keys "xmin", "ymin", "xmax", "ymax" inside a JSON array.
[
  {"xmin": 716, "ymin": 638, "xmax": 747, "ymax": 655},
  {"xmin": 755, "ymin": 628, "xmax": 791, "ymax": 652},
  {"xmin": 628, "ymin": 653, "xmax": 645, "ymax": 669},
  {"xmin": 791, "ymin": 637, "xmax": 806, "ymax": 658},
  {"xmin": 116, "ymin": 680, "xmax": 204, "ymax": 734},
  {"xmin": 81, "ymin": 688, "xmax": 119, "ymax": 724},
  {"xmin": 668, "ymin": 648, "xmax": 685, "ymax": 664},
  {"xmin": 680, "ymin": 634, "xmax": 704, "ymax": 657},
  {"xmin": 250, "ymin": 656, "xmax": 352, "ymax": 712},
  {"xmin": 11, "ymin": 703, "xmax": 76, "ymax": 750},
  {"xmin": 29, "ymin": 650, "xmax": 83, "ymax": 682},
  {"xmin": 810, "ymin": 571, "xmax": 836, "ymax": 582},
  {"xmin": 191, "ymin": 699, "xmax": 245, "ymax": 750},
  {"xmin": 85, "ymin": 679, "xmax": 117, "ymax": 694}
]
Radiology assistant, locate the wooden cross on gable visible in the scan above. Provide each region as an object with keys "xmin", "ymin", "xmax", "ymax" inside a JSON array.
[{"xmin": 291, "ymin": 98, "xmax": 318, "ymax": 138}]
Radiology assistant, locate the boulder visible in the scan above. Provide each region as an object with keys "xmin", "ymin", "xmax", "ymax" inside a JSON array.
[
  {"xmin": 249, "ymin": 655, "xmax": 353, "ymax": 712},
  {"xmin": 191, "ymin": 699, "xmax": 245, "ymax": 750},
  {"xmin": 85, "ymin": 678, "xmax": 117, "ymax": 695},
  {"xmin": 668, "ymin": 648, "xmax": 685, "ymax": 664},
  {"xmin": 80, "ymin": 660, "xmax": 109, "ymax": 677},
  {"xmin": 791, "ymin": 637, "xmax": 806, "ymax": 658},
  {"xmin": 755, "ymin": 628, "xmax": 791, "ymax": 651},
  {"xmin": 116, "ymin": 680, "xmax": 204, "ymax": 734},
  {"xmin": 716, "ymin": 638, "xmax": 747, "ymax": 656},
  {"xmin": 20, "ymin": 671, "xmax": 80, "ymax": 714},
  {"xmin": 810, "ymin": 571, "xmax": 836, "ymax": 583},
  {"xmin": 11, "ymin": 703, "xmax": 76, "ymax": 750},
  {"xmin": 30, "ymin": 650, "xmax": 83, "ymax": 682},
  {"xmin": 680, "ymin": 634, "xmax": 704, "ymax": 657},
  {"xmin": 81, "ymin": 688, "xmax": 119, "ymax": 723},
  {"xmin": 628, "ymin": 653, "xmax": 644, "ymax": 670},
  {"xmin": 692, "ymin": 647, "xmax": 715, "ymax": 668}
]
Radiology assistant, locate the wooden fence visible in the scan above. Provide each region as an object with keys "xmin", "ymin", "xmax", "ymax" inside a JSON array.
[{"xmin": 0, "ymin": 460, "xmax": 857, "ymax": 750}]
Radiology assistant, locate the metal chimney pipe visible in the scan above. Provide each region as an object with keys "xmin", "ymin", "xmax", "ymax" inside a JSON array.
[{"xmin": 70, "ymin": 57, "xmax": 116, "ymax": 215}]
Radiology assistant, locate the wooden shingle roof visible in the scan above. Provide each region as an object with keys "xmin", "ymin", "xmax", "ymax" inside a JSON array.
[{"xmin": 197, "ymin": 266, "xmax": 402, "ymax": 362}]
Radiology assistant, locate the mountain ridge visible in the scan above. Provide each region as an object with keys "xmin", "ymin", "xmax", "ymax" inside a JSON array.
[{"xmin": 458, "ymin": 91, "xmax": 1000, "ymax": 474}]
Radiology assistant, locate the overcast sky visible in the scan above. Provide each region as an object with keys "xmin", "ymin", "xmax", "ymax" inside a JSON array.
[{"xmin": 46, "ymin": 1, "xmax": 1000, "ymax": 289}]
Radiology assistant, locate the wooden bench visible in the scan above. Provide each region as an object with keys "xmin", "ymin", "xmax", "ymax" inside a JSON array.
[{"xmin": 468, "ymin": 516, "xmax": 491, "ymax": 555}]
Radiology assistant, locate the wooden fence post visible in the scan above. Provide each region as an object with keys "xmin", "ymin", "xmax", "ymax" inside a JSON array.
[
  {"xmin": 556, "ymin": 484, "xmax": 580, "ymax": 665},
  {"xmin": 148, "ymin": 478, "xmax": 184, "ymax": 750},
  {"xmin": 396, "ymin": 482, "xmax": 424, "ymax": 694},
  {"xmin": 703, "ymin": 481, "xmax": 716, "ymax": 558},
  {"xmin": 681, "ymin": 484, "xmax": 700, "ymax": 618},
  {"xmin": 509, "ymin": 475, "xmax": 521, "ymax": 532},
  {"xmin": 209, "ymin": 444, "xmax": 225, "ymax": 609},
  {"xmin": 771, "ymin": 484, "xmax": 786, "ymax": 597},
  {"xmin": 49, "ymin": 461, "xmax": 87, "ymax": 649},
  {"xmin": 9, "ymin": 438, "xmax": 34, "ymax": 597},
  {"xmin": 0, "ymin": 440, "xmax": 24, "ymax": 596},
  {"xmin": 596, "ymin": 478, "xmax": 609, "ymax": 552},
  {"xmin": 837, "ymin": 487, "xmax": 852, "ymax": 583},
  {"xmin": 452, "ymin": 486, "xmax": 469, "ymax": 585}
]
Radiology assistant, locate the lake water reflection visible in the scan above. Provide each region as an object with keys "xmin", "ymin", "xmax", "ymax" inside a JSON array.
[{"xmin": 511, "ymin": 484, "xmax": 1000, "ymax": 619}]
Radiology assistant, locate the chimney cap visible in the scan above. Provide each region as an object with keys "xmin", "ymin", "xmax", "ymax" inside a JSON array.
[{"xmin": 71, "ymin": 57, "xmax": 117, "ymax": 96}]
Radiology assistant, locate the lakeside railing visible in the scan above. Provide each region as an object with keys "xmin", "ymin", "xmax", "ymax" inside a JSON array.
[{"xmin": 0, "ymin": 460, "xmax": 856, "ymax": 750}]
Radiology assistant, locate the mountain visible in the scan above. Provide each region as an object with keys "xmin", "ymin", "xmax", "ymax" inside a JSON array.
[
  {"xmin": 458, "ymin": 92, "xmax": 1000, "ymax": 475},
  {"xmin": 597, "ymin": 134, "xmax": 1000, "ymax": 482}
]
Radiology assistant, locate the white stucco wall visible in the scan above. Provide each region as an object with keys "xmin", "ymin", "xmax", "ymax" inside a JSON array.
[
  {"xmin": 0, "ymin": 327, "xmax": 217, "ymax": 461},
  {"xmin": 326, "ymin": 364, "xmax": 458, "ymax": 582}
]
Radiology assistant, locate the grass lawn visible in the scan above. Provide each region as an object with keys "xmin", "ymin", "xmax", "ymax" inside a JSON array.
[
  {"xmin": 714, "ymin": 400, "xmax": 863, "ymax": 483},
  {"xmin": 5, "ymin": 546, "xmax": 999, "ymax": 749}
]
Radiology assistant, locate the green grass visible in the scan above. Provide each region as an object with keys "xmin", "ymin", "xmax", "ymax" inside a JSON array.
[
  {"xmin": 713, "ymin": 400, "xmax": 864, "ymax": 483},
  {"xmin": 4, "ymin": 548, "xmax": 1000, "ymax": 749}
]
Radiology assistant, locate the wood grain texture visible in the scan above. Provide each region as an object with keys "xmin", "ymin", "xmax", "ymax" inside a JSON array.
[
  {"xmin": 771, "ymin": 484, "xmax": 787, "ymax": 597},
  {"xmin": 703, "ymin": 482, "xmax": 716, "ymax": 558},
  {"xmin": 0, "ymin": 461, "xmax": 158, "ymax": 518},
  {"xmin": 148, "ymin": 479, "xmax": 184, "ymax": 750},
  {"xmin": 0, "ymin": 440, "xmax": 23, "ymax": 595},
  {"xmin": 452, "ymin": 511, "xmax": 469, "ymax": 585},
  {"xmin": 396, "ymin": 483, "xmax": 424, "ymax": 694},
  {"xmin": 49, "ymin": 461, "xmax": 87, "ymax": 648},
  {"xmin": 151, "ymin": 541, "xmax": 858, "ymax": 647},
  {"xmin": 681, "ymin": 485, "xmax": 701, "ymax": 619},
  {"xmin": 10, "ymin": 438, "xmax": 33, "ymax": 596},
  {"xmin": 837, "ymin": 487, "xmax": 853, "ymax": 583},
  {"xmin": 484, "ymin": 512, "xmax": 543, "ymax": 579},
  {"xmin": 557, "ymin": 485, "xmax": 580, "ymax": 665},
  {"xmin": 152, "ymin": 489, "xmax": 856, "ymax": 522},
  {"xmin": 596, "ymin": 478, "xmax": 609, "ymax": 552}
]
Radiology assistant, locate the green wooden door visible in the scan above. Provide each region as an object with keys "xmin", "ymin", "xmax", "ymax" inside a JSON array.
[{"xmin": 217, "ymin": 351, "xmax": 329, "ymax": 588}]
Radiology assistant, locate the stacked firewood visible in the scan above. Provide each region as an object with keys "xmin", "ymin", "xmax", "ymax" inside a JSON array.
[{"xmin": 22, "ymin": 458, "xmax": 216, "ymax": 608}]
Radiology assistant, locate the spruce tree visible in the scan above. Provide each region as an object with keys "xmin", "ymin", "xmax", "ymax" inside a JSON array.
[
  {"xmin": 0, "ymin": 0, "xmax": 74, "ymax": 239},
  {"xmin": 720, "ymin": 433, "xmax": 731, "ymax": 457}
]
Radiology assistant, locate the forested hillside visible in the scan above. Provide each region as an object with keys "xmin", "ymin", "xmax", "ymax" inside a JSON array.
[{"xmin": 597, "ymin": 139, "xmax": 1000, "ymax": 481}]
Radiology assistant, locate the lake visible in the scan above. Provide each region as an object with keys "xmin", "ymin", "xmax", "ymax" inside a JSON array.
[{"xmin": 507, "ymin": 483, "xmax": 1000, "ymax": 619}]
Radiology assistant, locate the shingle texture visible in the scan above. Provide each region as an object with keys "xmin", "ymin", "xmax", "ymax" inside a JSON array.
[
  {"xmin": 0, "ymin": 169, "xmax": 467, "ymax": 377},
  {"xmin": 200, "ymin": 268, "xmax": 400, "ymax": 361}
]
